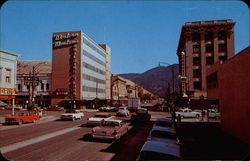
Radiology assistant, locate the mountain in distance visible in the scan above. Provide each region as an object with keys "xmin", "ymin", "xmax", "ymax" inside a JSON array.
[{"xmin": 119, "ymin": 64, "xmax": 179, "ymax": 98}]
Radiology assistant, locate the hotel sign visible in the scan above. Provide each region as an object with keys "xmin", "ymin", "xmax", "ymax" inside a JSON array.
[
  {"xmin": 0, "ymin": 88, "xmax": 16, "ymax": 96},
  {"xmin": 53, "ymin": 33, "xmax": 79, "ymax": 48}
]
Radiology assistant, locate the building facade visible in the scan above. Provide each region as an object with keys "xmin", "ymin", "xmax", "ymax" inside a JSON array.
[
  {"xmin": 16, "ymin": 61, "xmax": 51, "ymax": 107},
  {"xmin": 51, "ymin": 31, "xmax": 111, "ymax": 107},
  {"xmin": 0, "ymin": 50, "xmax": 19, "ymax": 105},
  {"xmin": 177, "ymin": 19, "xmax": 235, "ymax": 98},
  {"xmin": 207, "ymin": 47, "xmax": 250, "ymax": 143}
]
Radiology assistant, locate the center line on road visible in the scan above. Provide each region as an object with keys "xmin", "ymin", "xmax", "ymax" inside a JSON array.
[{"xmin": 0, "ymin": 126, "xmax": 81, "ymax": 154}]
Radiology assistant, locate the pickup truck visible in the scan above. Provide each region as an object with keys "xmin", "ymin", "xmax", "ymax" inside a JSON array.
[
  {"xmin": 60, "ymin": 110, "xmax": 84, "ymax": 120},
  {"xmin": 5, "ymin": 112, "xmax": 40, "ymax": 125}
]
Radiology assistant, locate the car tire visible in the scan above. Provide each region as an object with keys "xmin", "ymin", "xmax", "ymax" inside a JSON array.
[
  {"xmin": 196, "ymin": 114, "xmax": 200, "ymax": 118},
  {"xmin": 32, "ymin": 119, "xmax": 36, "ymax": 123},
  {"xmin": 18, "ymin": 120, "xmax": 23, "ymax": 125}
]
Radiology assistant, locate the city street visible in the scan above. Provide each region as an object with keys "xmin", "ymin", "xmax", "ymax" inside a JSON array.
[{"xmin": 0, "ymin": 110, "xmax": 154, "ymax": 161}]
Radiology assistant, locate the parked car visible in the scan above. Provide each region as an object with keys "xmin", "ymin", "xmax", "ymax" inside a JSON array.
[
  {"xmin": 175, "ymin": 108, "xmax": 201, "ymax": 118},
  {"xmin": 147, "ymin": 126, "xmax": 179, "ymax": 144},
  {"xmin": 91, "ymin": 119, "xmax": 129, "ymax": 140},
  {"xmin": 154, "ymin": 118, "xmax": 174, "ymax": 128},
  {"xmin": 60, "ymin": 110, "xmax": 84, "ymax": 120},
  {"xmin": 5, "ymin": 112, "xmax": 40, "ymax": 125},
  {"xmin": 86, "ymin": 113, "xmax": 115, "ymax": 126},
  {"xmin": 208, "ymin": 109, "xmax": 220, "ymax": 118},
  {"xmin": 116, "ymin": 107, "xmax": 130, "ymax": 116},
  {"xmin": 47, "ymin": 105, "xmax": 64, "ymax": 111},
  {"xmin": 99, "ymin": 106, "xmax": 118, "ymax": 112},
  {"xmin": 137, "ymin": 140, "xmax": 182, "ymax": 161},
  {"xmin": 131, "ymin": 108, "xmax": 151, "ymax": 122}
]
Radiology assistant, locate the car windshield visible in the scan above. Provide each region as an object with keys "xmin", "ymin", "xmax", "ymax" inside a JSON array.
[
  {"xmin": 151, "ymin": 130, "xmax": 177, "ymax": 139},
  {"xmin": 155, "ymin": 121, "xmax": 173, "ymax": 127},
  {"xmin": 103, "ymin": 121, "xmax": 120, "ymax": 126}
]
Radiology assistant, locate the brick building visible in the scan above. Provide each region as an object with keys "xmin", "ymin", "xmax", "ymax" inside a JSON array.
[
  {"xmin": 207, "ymin": 47, "xmax": 250, "ymax": 143},
  {"xmin": 177, "ymin": 19, "xmax": 235, "ymax": 99},
  {"xmin": 51, "ymin": 31, "xmax": 111, "ymax": 108}
]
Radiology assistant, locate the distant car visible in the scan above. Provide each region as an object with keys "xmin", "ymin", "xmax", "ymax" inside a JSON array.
[
  {"xmin": 91, "ymin": 119, "xmax": 129, "ymax": 140},
  {"xmin": 131, "ymin": 108, "xmax": 151, "ymax": 121},
  {"xmin": 137, "ymin": 140, "xmax": 182, "ymax": 161},
  {"xmin": 116, "ymin": 107, "xmax": 130, "ymax": 116},
  {"xmin": 60, "ymin": 110, "xmax": 84, "ymax": 120},
  {"xmin": 148, "ymin": 126, "xmax": 179, "ymax": 144},
  {"xmin": 5, "ymin": 112, "xmax": 40, "ymax": 125},
  {"xmin": 47, "ymin": 105, "xmax": 64, "ymax": 111},
  {"xmin": 86, "ymin": 113, "xmax": 115, "ymax": 126},
  {"xmin": 99, "ymin": 106, "xmax": 118, "ymax": 112},
  {"xmin": 208, "ymin": 109, "xmax": 220, "ymax": 118},
  {"xmin": 154, "ymin": 118, "xmax": 174, "ymax": 128},
  {"xmin": 175, "ymin": 108, "xmax": 201, "ymax": 118}
]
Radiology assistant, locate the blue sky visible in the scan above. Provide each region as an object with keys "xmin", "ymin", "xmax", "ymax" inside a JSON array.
[{"xmin": 1, "ymin": 0, "xmax": 249, "ymax": 74}]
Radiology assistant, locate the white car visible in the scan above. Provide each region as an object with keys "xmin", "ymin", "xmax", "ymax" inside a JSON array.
[
  {"xmin": 116, "ymin": 107, "xmax": 130, "ymax": 116},
  {"xmin": 60, "ymin": 110, "xmax": 84, "ymax": 120},
  {"xmin": 208, "ymin": 109, "xmax": 220, "ymax": 118},
  {"xmin": 175, "ymin": 108, "xmax": 201, "ymax": 118},
  {"xmin": 86, "ymin": 113, "xmax": 115, "ymax": 126}
]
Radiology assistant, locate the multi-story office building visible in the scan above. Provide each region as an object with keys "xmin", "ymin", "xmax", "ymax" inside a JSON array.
[
  {"xmin": 177, "ymin": 19, "xmax": 235, "ymax": 98},
  {"xmin": 16, "ymin": 61, "xmax": 51, "ymax": 107},
  {"xmin": 0, "ymin": 50, "xmax": 19, "ymax": 105},
  {"xmin": 51, "ymin": 31, "xmax": 111, "ymax": 107}
]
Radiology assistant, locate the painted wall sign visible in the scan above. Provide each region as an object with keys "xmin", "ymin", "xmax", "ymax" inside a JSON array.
[{"xmin": 0, "ymin": 88, "xmax": 16, "ymax": 95}]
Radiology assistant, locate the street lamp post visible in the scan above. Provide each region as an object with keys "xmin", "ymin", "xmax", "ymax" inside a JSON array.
[{"xmin": 200, "ymin": 94, "xmax": 204, "ymax": 121}]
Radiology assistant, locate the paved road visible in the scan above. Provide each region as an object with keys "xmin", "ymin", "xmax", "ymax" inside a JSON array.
[{"xmin": 0, "ymin": 110, "xmax": 155, "ymax": 161}]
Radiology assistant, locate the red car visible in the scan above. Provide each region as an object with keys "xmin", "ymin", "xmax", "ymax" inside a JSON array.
[
  {"xmin": 5, "ymin": 112, "xmax": 40, "ymax": 125},
  {"xmin": 91, "ymin": 119, "xmax": 129, "ymax": 140}
]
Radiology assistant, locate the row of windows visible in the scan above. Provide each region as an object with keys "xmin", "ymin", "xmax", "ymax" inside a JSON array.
[
  {"xmin": 17, "ymin": 83, "xmax": 50, "ymax": 91},
  {"xmin": 83, "ymin": 37, "xmax": 106, "ymax": 58},
  {"xmin": 82, "ymin": 74, "xmax": 105, "ymax": 85},
  {"xmin": 0, "ymin": 67, "xmax": 12, "ymax": 84},
  {"xmin": 192, "ymin": 31, "xmax": 227, "ymax": 42},
  {"xmin": 193, "ymin": 43, "xmax": 227, "ymax": 53},
  {"xmin": 82, "ymin": 86, "xmax": 105, "ymax": 93},
  {"xmin": 193, "ymin": 56, "xmax": 214, "ymax": 66},
  {"xmin": 83, "ymin": 49, "xmax": 106, "ymax": 66},
  {"xmin": 83, "ymin": 62, "xmax": 105, "ymax": 75}
]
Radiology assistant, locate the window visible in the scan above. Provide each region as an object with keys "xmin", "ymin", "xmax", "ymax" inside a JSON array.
[
  {"xmin": 219, "ymin": 44, "xmax": 226, "ymax": 52},
  {"xmin": 219, "ymin": 56, "xmax": 227, "ymax": 64},
  {"xmin": 192, "ymin": 32, "xmax": 200, "ymax": 42},
  {"xmin": 193, "ymin": 57, "xmax": 201, "ymax": 66},
  {"xmin": 46, "ymin": 83, "xmax": 50, "ymax": 90},
  {"xmin": 193, "ymin": 45, "xmax": 200, "ymax": 53},
  {"xmin": 206, "ymin": 56, "xmax": 214, "ymax": 65},
  {"xmin": 41, "ymin": 83, "xmax": 44, "ymax": 90},
  {"xmin": 193, "ymin": 69, "xmax": 201, "ymax": 78},
  {"xmin": 5, "ymin": 69, "xmax": 11, "ymax": 83},
  {"xmin": 207, "ymin": 72, "xmax": 218, "ymax": 89},
  {"xmin": 218, "ymin": 31, "xmax": 227, "ymax": 40},
  {"xmin": 27, "ymin": 85, "xmax": 30, "ymax": 90},
  {"xmin": 18, "ymin": 84, "xmax": 21, "ymax": 91},
  {"xmin": 193, "ymin": 82, "xmax": 201, "ymax": 90},
  {"xmin": 206, "ymin": 44, "xmax": 213, "ymax": 53},
  {"xmin": 205, "ymin": 31, "xmax": 213, "ymax": 41}
]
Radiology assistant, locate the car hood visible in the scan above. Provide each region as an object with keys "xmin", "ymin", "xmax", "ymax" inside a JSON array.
[{"xmin": 148, "ymin": 137, "xmax": 178, "ymax": 144}]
